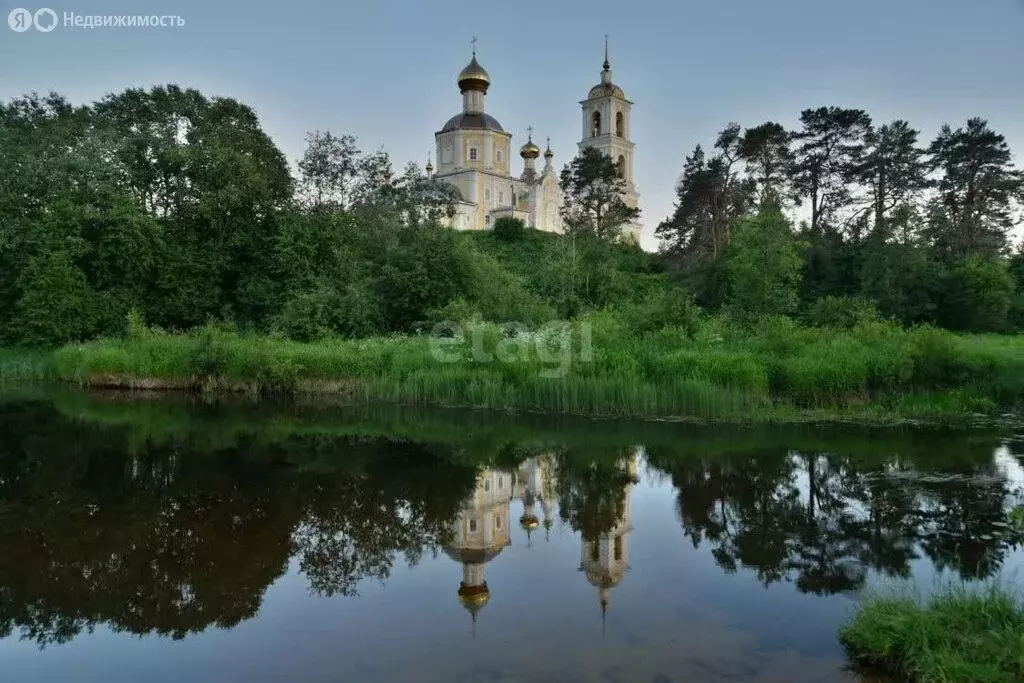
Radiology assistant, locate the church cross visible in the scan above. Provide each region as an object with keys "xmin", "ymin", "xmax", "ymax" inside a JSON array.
[
  {"xmin": 526, "ymin": 125, "xmax": 533, "ymax": 141},
  {"xmin": 471, "ymin": 36, "xmax": 477, "ymax": 56}
]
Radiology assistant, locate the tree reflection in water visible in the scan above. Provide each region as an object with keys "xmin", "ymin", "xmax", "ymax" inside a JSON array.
[{"xmin": 0, "ymin": 397, "xmax": 1021, "ymax": 648}]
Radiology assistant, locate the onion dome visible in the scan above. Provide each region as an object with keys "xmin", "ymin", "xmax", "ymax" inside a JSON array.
[
  {"xmin": 458, "ymin": 54, "xmax": 490, "ymax": 93},
  {"xmin": 543, "ymin": 139, "xmax": 554, "ymax": 160},
  {"xmin": 519, "ymin": 513, "xmax": 540, "ymax": 531},
  {"xmin": 520, "ymin": 136, "xmax": 541, "ymax": 160},
  {"xmin": 458, "ymin": 582, "xmax": 491, "ymax": 612}
]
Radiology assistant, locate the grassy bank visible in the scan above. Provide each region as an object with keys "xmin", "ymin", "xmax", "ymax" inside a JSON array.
[
  {"xmin": 841, "ymin": 585, "xmax": 1024, "ymax": 682},
  {"xmin": 38, "ymin": 313, "xmax": 1024, "ymax": 422}
]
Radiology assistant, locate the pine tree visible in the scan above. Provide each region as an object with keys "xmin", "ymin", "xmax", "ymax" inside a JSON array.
[
  {"xmin": 791, "ymin": 107, "xmax": 872, "ymax": 234},
  {"xmin": 925, "ymin": 118, "xmax": 1024, "ymax": 259},
  {"xmin": 858, "ymin": 120, "xmax": 928, "ymax": 236},
  {"xmin": 559, "ymin": 147, "xmax": 640, "ymax": 241},
  {"xmin": 738, "ymin": 122, "xmax": 794, "ymax": 203}
]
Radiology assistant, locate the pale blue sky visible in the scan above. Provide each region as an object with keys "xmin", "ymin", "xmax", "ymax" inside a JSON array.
[{"xmin": 2, "ymin": 0, "xmax": 1023, "ymax": 249}]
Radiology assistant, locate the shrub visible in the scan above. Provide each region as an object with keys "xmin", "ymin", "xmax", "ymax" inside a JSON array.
[
  {"xmin": 805, "ymin": 296, "xmax": 880, "ymax": 329},
  {"xmin": 492, "ymin": 216, "xmax": 526, "ymax": 241},
  {"xmin": 274, "ymin": 282, "xmax": 381, "ymax": 341},
  {"xmin": 618, "ymin": 287, "xmax": 701, "ymax": 338}
]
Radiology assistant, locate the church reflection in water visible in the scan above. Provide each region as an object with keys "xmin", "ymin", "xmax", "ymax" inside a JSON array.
[{"xmin": 444, "ymin": 451, "xmax": 639, "ymax": 629}]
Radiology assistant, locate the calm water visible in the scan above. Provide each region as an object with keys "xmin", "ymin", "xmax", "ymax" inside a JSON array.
[{"xmin": 1, "ymin": 391, "xmax": 1022, "ymax": 683}]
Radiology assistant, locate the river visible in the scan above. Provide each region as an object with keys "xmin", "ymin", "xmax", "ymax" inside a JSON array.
[{"xmin": 0, "ymin": 390, "xmax": 1021, "ymax": 682}]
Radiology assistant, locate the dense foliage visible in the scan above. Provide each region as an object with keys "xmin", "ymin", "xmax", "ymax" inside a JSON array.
[
  {"xmin": 1, "ymin": 87, "xmax": 1021, "ymax": 351},
  {"xmin": 658, "ymin": 108, "xmax": 1024, "ymax": 331}
]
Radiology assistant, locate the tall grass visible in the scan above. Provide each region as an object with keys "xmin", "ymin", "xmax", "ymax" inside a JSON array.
[
  {"xmin": 0, "ymin": 347, "xmax": 55, "ymax": 384},
  {"xmin": 840, "ymin": 583, "xmax": 1024, "ymax": 682},
  {"xmin": 45, "ymin": 313, "xmax": 1024, "ymax": 420}
]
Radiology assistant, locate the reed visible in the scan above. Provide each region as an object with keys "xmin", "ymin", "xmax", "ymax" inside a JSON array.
[{"xmin": 42, "ymin": 314, "xmax": 1024, "ymax": 420}]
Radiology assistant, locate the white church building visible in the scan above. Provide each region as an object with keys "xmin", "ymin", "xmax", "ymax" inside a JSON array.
[{"xmin": 428, "ymin": 41, "xmax": 640, "ymax": 241}]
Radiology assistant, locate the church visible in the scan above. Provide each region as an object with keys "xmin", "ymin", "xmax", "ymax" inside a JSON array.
[{"xmin": 427, "ymin": 41, "xmax": 641, "ymax": 241}]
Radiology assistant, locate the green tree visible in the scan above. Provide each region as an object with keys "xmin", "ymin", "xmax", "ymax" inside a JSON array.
[
  {"xmin": 791, "ymin": 107, "xmax": 872, "ymax": 233},
  {"xmin": 727, "ymin": 203, "xmax": 805, "ymax": 317},
  {"xmin": 859, "ymin": 231, "xmax": 941, "ymax": 324},
  {"xmin": 374, "ymin": 225, "xmax": 467, "ymax": 331},
  {"xmin": 13, "ymin": 249, "xmax": 93, "ymax": 346},
  {"xmin": 738, "ymin": 122, "xmax": 794, "ymax": 203},
  {"xmin": 1009, "ymin": 247, "xmax": 1024, "ymax": 330},
  {"xmin": 296, "ymin": 130, "xmax": 360, "ymax": 211},
  {"xmin": 559, "ymin": 147, "xmax": 640, "ymax": 241},
  {"xmin": 925, "ymin": 118, "xmax": 1024, "ymax": 259},
  {"xmin": 939, "ymin": 255, "xmax": 1014, "ymax": 332},
  {"xmin": 92, "ymin": 85, "xmax": 293, "ymax": 329},
  {"xmin": 858, "ymin": 120, "xmax": 929, "ymax": 236}
]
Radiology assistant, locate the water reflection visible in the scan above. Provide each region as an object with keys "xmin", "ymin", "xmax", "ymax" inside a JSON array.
[
  {"xmin": 444, "ymin": 452, "xmax": 639, "ymax": 632},
  {"xmin": 0, "ymin": 393, "xmax": 1021, "ymax": 682}
]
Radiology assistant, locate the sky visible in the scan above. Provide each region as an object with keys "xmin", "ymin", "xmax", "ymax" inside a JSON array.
[{"xmin": 2, "ymin": 0, "xmax": 1023, "ymax": 250}]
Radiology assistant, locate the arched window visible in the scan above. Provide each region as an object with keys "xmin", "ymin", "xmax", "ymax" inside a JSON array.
[
  {"xmin": 615, "ymin": 111, "xmax": 624, "ymax": 137},
  {"xmin": 591, "ymin": 111, "xmax": 601, "ymax": 137},
  {"xmin": 617, "ymin": 155, "xmax": 626, "ymax": 179}
]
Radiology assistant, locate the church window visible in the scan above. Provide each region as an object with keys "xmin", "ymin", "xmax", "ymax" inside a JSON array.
[
  {"xmin": 496, "ymin": 147, "xmax": 502, "ymax": 163},
  {"xmin": 591, "ymin": 111, "xmax": 601, "ymax": 137},
  {"xmin": 485, "ymin": 215, "xmax": 491, "ymax": 225},
  {"xmin": 617, "ymin": 155, "xmax": 626, "ymax": 179},
  {"xmin": 614, "ymin": 535, "xmax": 623, "ymax": 561},
  {"xmin": 498, "ymin": 190, "xmax": 504, "ymax": 204},
  {"xmin": 470, "ymin": 519, "xmax": 477, "ymax": 532},
  {"xmin": 469, "ymin": 147, "xmax": 478, "ymax": 161},
  {"xmin": 590, "ymin": 541, "xmax": 600, "ymax": 562},
  {"xmin": 443, "ymin": 143, "xmax": 452, "ymax": 163},
  {"xmin": 616, "ymin": 111, "xmax": 624, "ymax": 137},
  {"xmin": 496, "ymin": 516, "xmax": 502, "ymax": 529},
  {"xmin": 484, "ymin": 479, "xmax": 491, "ymax": 492},
  {"xmin": 498, "ymin": 476, "xmax": 503, "ymax": 489},
  {"xmin": 484, "ymin": 188, "xmax": 490, "ymax": 200}
]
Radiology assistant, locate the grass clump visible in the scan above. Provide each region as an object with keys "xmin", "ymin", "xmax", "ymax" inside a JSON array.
[
  {"xmin": 840, "ymin": 584, "xmax": 1024, "ymax": 682},
  {"xmin": 38, "ymin": 309, "xmax": 1024, "ymax": 421}
]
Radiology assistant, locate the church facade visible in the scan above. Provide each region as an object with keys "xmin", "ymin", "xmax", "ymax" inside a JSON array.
[{"xmin": 428, "ymin": 43, "xmax": 639, "ymax": 239}]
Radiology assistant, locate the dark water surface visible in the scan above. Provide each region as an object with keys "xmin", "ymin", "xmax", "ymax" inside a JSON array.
[{"xmin": 0, "ymin": 390, "xmax": 1022, "ymax": 683}]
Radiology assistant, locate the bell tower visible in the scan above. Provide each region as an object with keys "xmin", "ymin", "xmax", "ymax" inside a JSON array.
[{"xmin": 578, "ymin": 38, "xmax": 640, "ymax": 240}]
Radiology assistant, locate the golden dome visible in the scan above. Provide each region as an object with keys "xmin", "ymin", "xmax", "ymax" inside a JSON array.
[
  {"xmin": 457, "ymin": 55, "xmax": 490, "ymax": 93},
  {"xmin": 519, "ymin": 139, "xmax": 541, "ymax": 160},
  {"xmin": 519, "ymin": 514, "xmax": 540, "ymax": 530},
  {"xmin": 458, "ymin": 583, "xmax": 491, "ymax": 612}
]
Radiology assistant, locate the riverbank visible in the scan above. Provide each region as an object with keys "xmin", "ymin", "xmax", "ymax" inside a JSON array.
[
  {"xmin": 11, "ymin": 314, "xmax": 1020, "ymax": 423},
  {"xmin": 840, "ymin": 585, "xmax": 1024, "ymax": 682}
]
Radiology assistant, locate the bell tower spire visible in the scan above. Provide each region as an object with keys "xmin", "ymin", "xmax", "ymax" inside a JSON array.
[{"xmin": 578, "ymin": 36, "xmax": 640, "ymax": 241}]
